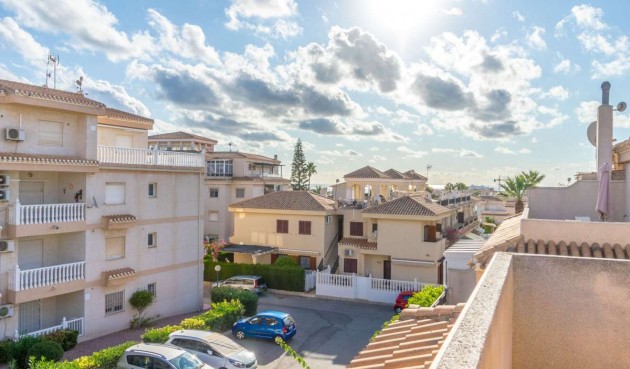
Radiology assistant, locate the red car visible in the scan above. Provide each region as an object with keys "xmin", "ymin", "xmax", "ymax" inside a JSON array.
[{"xmin": 394, "ymin": 291, "xmax": 414, "ymax": 314}]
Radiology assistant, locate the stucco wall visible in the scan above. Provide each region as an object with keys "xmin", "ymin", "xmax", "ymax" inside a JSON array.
[
  {"xmin": 521, "ymin": 217, "xmax": 630, "ymax": 245},
  {"xmin": 377, "ymin": 219, "xmax": 445, "ymax": 261},
  {"xmin": 446, "ymin": 269, "xmax": 477, "ymax": 304},
  {"xmin": 511, "ymin": 255, "xmax": 630, "ymax": 369},
  {"xmin": 97, "ymin": 125, "xmax": 147, "ymax": 149}
]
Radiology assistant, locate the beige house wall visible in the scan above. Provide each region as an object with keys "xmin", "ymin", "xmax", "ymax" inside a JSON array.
[
  {"xmin": 376, "ymin": 219, "xmax": 445, "ymax": 261},
  {"xmin": 97, "ymin": 125, "xmax": 148, "ymax": 149},
  {"xmin": 446, "ymin": 269, "xmax": 477, "ymax": 304},
  {"xmin": 521, "ymin": 216, "xmax": 630, "ymax": 246},
  {"xmin": 391, "ymin": 263, "xmax": 437, "ymax": 283}
]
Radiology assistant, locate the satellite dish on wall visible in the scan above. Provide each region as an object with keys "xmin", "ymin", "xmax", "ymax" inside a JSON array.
[
  {"xmin": 617, "ymin": 101, "xmax": 627, "ymax": 112},
  {"xmin": 587, "ymin": 121, "xmax": 597, "ymax": 147}
]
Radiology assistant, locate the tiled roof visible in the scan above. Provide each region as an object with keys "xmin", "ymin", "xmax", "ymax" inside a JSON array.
[
  {"xmin": 479, "ymin": 195, "xmax": 503, "ymax": 202},
  {"xmin": 208, "ymin": 151, "xmax": 280, "ymax": 163},
  {"xmin": 339, "ymin": 237, "xmax": 377, "ymax": 250},
  {"xmin": 383, "ymin": 169, "xmax": 408, "ymax": 179},
  {"xmin": 104, "ymin": 108, "xmax": 153, "ymax": 125},
  {"xmin": 0, "ymin": 152, "xmax": 99, "ymax": 166},
  {"xmin": 348, "ymin": 304, "xmax": 465, "ymax": 369},
  {"xmin": 102, "ymin": 267, "xmax": 136, "ymax": 280},
  {"xmin": 403, "ymin": 170, "xmax": 428, "ymax": 180},
  {"xmin": 0, "ymin": 79, "xmax": 106, "ymax": 109},
  {"xmin": 229, "ymin": 191, "xmax": 335, "ymax": 212},
  {"xmin": 345, "ymin": 166, "xmax": 391, "ymax": 179},
  {"xmin": 362, "ymin": 195, "xmax": 451, "ymax": 217},
  {"xmin": 474, "ymin": 214, "xmax": 523, "ymax": 267},
  {"xmin": 148, "ymin": 131, "xmax": 218, "ymax": 143},
  {"xmin": 103, "ymin": 214, "xmax": 137, "ymax": 223}
]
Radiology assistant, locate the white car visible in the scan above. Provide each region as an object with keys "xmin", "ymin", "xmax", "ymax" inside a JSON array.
[
  {"xmin": 117, "ymin": 343, "xmax": 214, "ymax": 369},
  {"xmin": 166, "ymin": 329, "xmax": 257, "ymax": 369}
]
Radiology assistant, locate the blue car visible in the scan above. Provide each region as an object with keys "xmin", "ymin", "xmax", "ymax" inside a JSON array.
[{"xmin": 232, "ymin": 311, "xmax": 297, "ymax": 342}]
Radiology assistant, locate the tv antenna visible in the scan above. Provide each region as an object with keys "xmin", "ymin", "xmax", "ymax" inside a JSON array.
[
  {"xmin": 76, "ymin": 76, "xmax": 83, "ymax": 93},
  {"xmin": 45, "ymin": 54, "xmax": 60, "ymax": 89},
  {"xmin": 493, "ymin": 175, "xmax": 503, "ymax": 191},
  {"xmin": 228, "ymin": 142, "xmax": 233, "ymax": 152}
]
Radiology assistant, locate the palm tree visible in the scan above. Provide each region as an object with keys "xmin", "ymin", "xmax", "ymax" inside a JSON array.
[
  {"xmin": 454, "ymin": 182, "xmax": 468, "ymax": 191},
  {"xmin": 313, "ymin": 185, "xmax": 323, "ymax": 195},
  {"xmin": 306, "ymin": 162, "xmax": 317, "ymax": 190},
  {"xmin": 521, "ymin": 170, "xmax": 545, "ymax": 187},
  {"xmin": 444, "ymin": 182, "xmax": 455, "ymax": 192},
  {"xmin": 499, "ymin": 174, "xmax": 533, "ymax": 213}
]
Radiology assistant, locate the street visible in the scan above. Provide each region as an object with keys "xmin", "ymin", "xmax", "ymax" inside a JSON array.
[{"xmin": 228, "ymin": 293, "xmax": 393, "ymax": 369}]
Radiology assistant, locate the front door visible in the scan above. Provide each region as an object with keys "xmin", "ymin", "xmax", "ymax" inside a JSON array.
[
  {"xmin": 19, "ymin": 239, "xmax": 44, "ymax": 270},
  {"xmin": 438, "ymin": 261, "xmax": 444, "ymax": 284},
  {"xmin": 383, "ymin": 260, "xmax": 391, "ymax": 280},
  {"xmin": 18, "ymin": 300, "xmax": 41, "ymax": 335},
  {"xmin": 19, "ymin": 181, "xmax": 44, "ymax": 205}
]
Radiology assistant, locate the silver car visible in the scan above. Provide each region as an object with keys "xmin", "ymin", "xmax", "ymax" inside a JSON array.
[
  {"xmin": 220, "ymin": 275, "xmax": 267, "ymax": 294},
  {"xmin": 117, "ymin": 343, "xmax": 213, "ymax": 369},
  {"xmin": 166, "ymin": 329, "xmax": 257, "ymax": 369}
]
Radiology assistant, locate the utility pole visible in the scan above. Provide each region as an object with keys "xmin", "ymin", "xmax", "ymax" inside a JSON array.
[
  {"xmin": 426, "ymin": 164, "xmax": 432, "ymax": 180},
  {"xmin": 493, "ymin": 176, "xmax": 503, "ymax": 191}
]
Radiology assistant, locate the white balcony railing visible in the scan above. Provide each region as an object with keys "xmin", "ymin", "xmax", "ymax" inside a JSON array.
[
  {"xmin": 9, "ymin": 261, "xmax": 86, "ymax": 291},
  {"xmin": 8, "ymin": 200, "xmax": 86, "ymax": 225},
  {"xmin": 98, "ymin": 146, "xmax": 205, "ymax": 168},
  {"xmin": 16, "ymin": 317, "xmax": 84, "ymax": 338}
]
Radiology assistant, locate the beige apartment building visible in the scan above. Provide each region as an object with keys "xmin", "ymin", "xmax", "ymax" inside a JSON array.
[
  {"xmin": 0, "ymin": 79, "xmax": 204, "ymax": 341},
  {"xmin": 228, "ymin": 191, "xmax": 339, "ymax": 270},
  {"xmin": 331, "ymin": 166, "xmax": 427, "ymax": 204},
  {"xmin": 149, "ymin": 133, "xmax": 290, "ymax": 242}
]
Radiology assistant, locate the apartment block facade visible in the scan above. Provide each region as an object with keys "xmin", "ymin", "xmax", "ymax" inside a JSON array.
[{"xmin": 0, "ymin": 80, "xmax": 204, "ymax": 341}]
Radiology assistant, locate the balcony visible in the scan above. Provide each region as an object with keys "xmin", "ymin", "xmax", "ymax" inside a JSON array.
[
  {"xmin": 7, "ymin": 262, "xmax": 86, "ymax": 304},
  {"xmin": 98, "ymin": 145, "xmax": 205, "ymax": 168},
  {"xmin": 7, "ymin": 201, "xmax": 86, "ymax": 237},
  {"xmin": 16, "ymin": 317, "xmax": 84, "ymax": 339}
]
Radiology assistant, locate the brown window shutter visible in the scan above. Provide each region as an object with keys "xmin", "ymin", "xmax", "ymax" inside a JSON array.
[
  {"xmin": 427, "ymin": 225, "xmax": 436, "ymax": 242},
  {"xmin": 271, "ymin": 254, "xmax": 278, "ymax": 264},
  {"xmin": 277, "ymin": 220, "xmax": 282, "ymax": 233},
  {"xmin": 310, "ymin": 257, "xmax": 316, "ymax": 270},
  {"xmin": 436, "ymin": 223, "xmax": 442, "ymax": 232},
  {"xmin": 306, "ymin": 222, "xmax": 311, "ymax": 235}
]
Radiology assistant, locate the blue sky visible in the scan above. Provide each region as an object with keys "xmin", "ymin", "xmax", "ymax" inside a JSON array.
[{"xmin": 1, "ymin": 0, "xmax": 629, "ymax": 187}]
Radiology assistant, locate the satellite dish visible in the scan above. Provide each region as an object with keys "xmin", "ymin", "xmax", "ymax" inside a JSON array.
[
  {"xmin": 587, "ymin": 121, "xmax": 597, "ymax": 147},
  {"xmin": 617, "ymin": 102, "xmax": 627, "ymax": 112}
]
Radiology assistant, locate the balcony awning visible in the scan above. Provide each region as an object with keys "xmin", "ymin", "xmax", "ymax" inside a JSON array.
[
  {"xmin": 338, "ymin": 237, "xmax": 378, "ymax": 250},
  {"xmin": 222, "ymin": 244, "xmax": 277, "ymax": 255},
  {"xmin": 102, "ymin": 214, "xmax": 137, "ymax": 229},
  {"xmin": 102, "ymin": 267, "xmax": 137, "ymax": 287},
  {"xmin": 0, "ymin": 152, "xmax": 99, "ymax": 172},
  {"xmin": 276, "ymin": 248, "xmax": 321, "ymax": 256},
  {"xmin": 391, "ymin": 258, "xmax": 436, "ymax": 266}
]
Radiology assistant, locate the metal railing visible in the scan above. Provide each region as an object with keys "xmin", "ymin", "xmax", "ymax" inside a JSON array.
[
  {"xmin": 16, "ymin": 317, "xmax": 84, "ymax": 338},
  {"xmin": 8, "ymin": 200, "xmax": 85, "ymax": 225},
  {"xmin": 98, "ymin": 145, "xmax": 205, "ymax": 168},
  {"xmin": 9, "ymin": 261, "xmax": 86, "ymax": 291}
]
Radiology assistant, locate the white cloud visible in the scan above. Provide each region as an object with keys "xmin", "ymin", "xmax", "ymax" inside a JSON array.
[
  {"xmin": 415, "ymin": 124, "xmax": 434, "ymax": 136},
  {"xmin": 85, "ymin": 78, "xmax": 150, "ymax": 116},
  {"xmin": 0, "ymin": 17, "xmax": 48, "ymax": 64},
  {"xmin": 513, "ymin": 11, "xmax": 525, "ymax": 22},
  {"xmin": 540, "ymin": 85, "xmax": 569, "ymax": 101},
  {"xmin": 431, "ymin": 147, "xmax": 483, "ymax": 158},
  {"xmin": 531, "ymin": 137, "xmax": 538, "ymax": 143},
  {"xmin": 575, "ymin": 101, "xmax": 598, "ymax": 124},
  {"xmin": 224, "ymin": 0, "xmax": 301, "ymax": 39},
  {"xmin": 569, "ymin": 4, "xmax": 607, "ymax": 31},
  {"xmin": 443, "ymin": 7, "xmax": 462, "ymax": 16},
  {"xmin": 526, "ymin": 26, "xmax": 546, "ymax": 50},
  {"xmin": 495, "ymin": 146, "xmax": 515, "ymax": 154},
  {"xmin": 397, "ymin": 146, "xmax": 428, "ymax": 158},
  {"xmin": 553, "ymin": 58, "xmax": 581, "ymax": 74}
]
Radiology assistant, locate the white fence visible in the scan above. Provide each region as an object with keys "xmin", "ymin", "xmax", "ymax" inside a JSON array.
[
  {"xmin": 16, "ymin": 317, "xmax": 84, "ymax": 339},
  {"xmin": 305, "ymin": 265, "xmax": 331, "ymax": 292},
  {"xmin": 8, "ymin": 201, "xmax": 86, "ymax": 225},
  {"xmin": 316, "ymin": 273, "xmax": 437, "ymax": 304},
  {"xmin": 98, "ymin": 145, "xmax": 205, "ymax": 168},
  {"xmin": 9, "ymin": 262, "xmax": 86, "ymax": 291}
]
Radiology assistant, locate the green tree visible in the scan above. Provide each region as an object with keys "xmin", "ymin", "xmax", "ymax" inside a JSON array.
[
  {"xmin": 444, "ymin": 182, "xmax": 455, "ymax": 192},
  {"xmin": 499, "ymin": 171, "xmax": 546, "ymax": 214},
  {"xmin": 425, "ymin": 184, "xmax": 433, "ymax": 193},
  {"xmin": 290, "ymin": 139, "xmax": 308, "ymax": 190},
  {"xmin": 306, "ymin": 162, "xmax": 317, "ymax": 190},
  {"xmin": 129, "ymin": 290, "xmax": 157, "ymax": 328},
  {"xmin": 521, "ymin": 170, "xmax": 545, "ymax": 187},
  {"xmin": 454, "ymin": 182, "xmax": 468, "ymax": 191}
]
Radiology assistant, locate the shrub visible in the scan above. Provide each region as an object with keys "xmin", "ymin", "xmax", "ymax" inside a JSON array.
[
  {"xmin": 141, "ymin": 325, "xmax": 182, "ymax": 344},
  {"xmin": 10, "ymin": 335, "xmax": 42, "ymax": 369},
  {"xmin": 73, "ymin": 341, "xmax": 136, "ymax": 369},
  {"xmin": 204, "ymin": 261, "xmax": 305, "ymax": 292},
  {"xmin": 197, "ymin": 300, "xmax": 243, "ymax": 332},
  {"xmin": 129, "ymin": 290, "xmax": 157, "ymax": 328},
  {"xmin": 26, "ymin": 357, "xmax": 80, "ymax": 369},
  {"xmin": 0, "ymin": 339, "xmax": 14, "ymax": 364},
  {"xmin": 27, "ymin": 340, "xmax": 64, "ymax": 363},
  {"xmin": 180, "ymin": 318, "xmax": 206, "ymax": 330},
  {"xmin": 43, "ymin": 330, "xmax": 79, "ymax": 351},
  {"xmin": 274, "ymin": 256, "xmax": 298, "ymax": 267},
  {"xmin": 210, "ymin": 287, "xmax": 258, "ymax": 316},
  {"xmin": 407, "ymin": 285, "xmax": 444, "ymax": 307}
]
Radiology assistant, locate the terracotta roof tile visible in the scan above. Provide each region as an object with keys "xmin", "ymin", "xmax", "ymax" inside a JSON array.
[
  {"xmin": 339, "ymin": 237, "xmax": 377, "ymax": 250},
  {"xmin": 103, "ymin": 214, "xmax": 137, "ymax": 223},
  {"xmin": 0, "ymin": 79, "xmax": 106, "ymax": 109},
  {"xmin": 348, "ymin": 304, "xmax": 464, "ymax": 369},
  {"xmin": 403, "ymin": 170, "xmax": 427, "ymax": 180},
  {"xmin": 229, "ymin": 191, "xmax": 335, "ymax": 212},
  {"xmin": 383, "ymin": 169, "xmax": 408, "ymax": 179},
  {"xmin": 479, "ymin": 195, "xmax": 503, "ymax": 202},
  {"xmin": 0, "ymin": 152, "xmax": 98, "ymax": 166},
  {"xmin": 148, "ymin": 131, "xmax": 218, "ymax": 143},
  {"xmin": 208, "ymin": 151, "xmax": 280, "ymax": 163},
  {"xmin": 362, "ymin": 195, "xmax": 451, "ymax": 217},
  {"xmin": 474, "ymin": 213, "xmax": 523, "ymax": 267},
  {"xmin": 104, "ymin": 108, "xmax": 153, "ymax": 125},
  {"xmin": 102, "ymin": 267, "xmax": 136, "ymax": 280},
  {"xmin": 344, "ymin": 166, "xmax": 391, "ymax": 179}
]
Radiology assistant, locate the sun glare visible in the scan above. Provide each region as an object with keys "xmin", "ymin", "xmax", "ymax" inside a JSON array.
[{"xmin": 367, "ymin": 0, "xmax": 437, "ymax": 34}]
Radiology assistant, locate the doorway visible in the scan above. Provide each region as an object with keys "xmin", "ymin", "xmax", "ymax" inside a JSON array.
[
  {"xmin": 19, "ymin": 181, "xmax": 44, "ymax": 205},
  {"xmin": 19, "ymin": 239, "xmax": 44, "ymax": 270},
  {"xmin": 337, "ymin": 215, "xmax": 344, "ymax": 241},
  {"xmin": 18, "ymin": 300, "xmax": 42, "ymax": 335},
  {"xmin": 383, "ymin": 260, "xmax": 391, "ymax": 280}
]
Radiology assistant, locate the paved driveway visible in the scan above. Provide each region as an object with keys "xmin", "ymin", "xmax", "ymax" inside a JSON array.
[{"xmin": 230, "ymin": 293, "xmax": 393, "ymax": 369}]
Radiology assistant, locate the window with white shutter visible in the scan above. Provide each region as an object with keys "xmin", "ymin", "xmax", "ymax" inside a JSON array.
[
  {"xmin": 105, "ymin": 183, "xmax": 125, "ymax": 205},
  {"xmin": 38, "ymin": 121, "xmax": 63, "ymax": 146},
  {"xmin": 106, "ymin": 236, "xmax": 125, "ymax": 259}
]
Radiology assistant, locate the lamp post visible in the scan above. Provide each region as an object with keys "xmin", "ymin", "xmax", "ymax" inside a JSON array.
[{"xmin": 214, "ymin": 265, "xmax": 221, "ymax": 284}]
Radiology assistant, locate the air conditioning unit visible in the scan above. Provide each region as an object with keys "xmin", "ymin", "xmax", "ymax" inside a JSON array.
[
  {"xmin": 0, "ymin": 304, "xmax": 14, "ymax": 319},
  {"xmin": 344, "ymin": 249, "xmax": 353, "ymax": 257},
  {"xmin": 0, "ymin": 188, "xmax": 8, "ymax": 201},
  {"xmin": 0, "ymin": 174, "xmax": 8, "ymax": 186},
  {"xmin": 5, "ymin": 128, "xmax": 25, "ymax": 141},
  {"xmin": 0, "ymin": 240, "xmax": 14, "ymax": 253}
]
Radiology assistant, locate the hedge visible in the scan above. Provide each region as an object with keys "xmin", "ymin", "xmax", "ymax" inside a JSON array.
[
  {"xmin": 407, "ymin": 285, "xmax": 444, "ymax": 307},
  {"xmin": 210, "ymin": 287, "xmax": 258, "ymax": 316},
  {"xmin": 72, "ymin": 341, "xmax": 137, "ymax": 369},
  {"xmin": 27, "ymin": 341, "xmax": 64, "ymax": 363},
  {"xmin": 204, "ymin": 261, "xmax": 305, "ymax": 292}
]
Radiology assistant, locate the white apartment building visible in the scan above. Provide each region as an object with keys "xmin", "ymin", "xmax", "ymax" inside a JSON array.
[
  {"xmin": 0, "ymin": 79, "xmax": 205, "ymax": 341},
  {"xmin": 149, "ymin": 133, "xmax": 290, "ymax": 242}
]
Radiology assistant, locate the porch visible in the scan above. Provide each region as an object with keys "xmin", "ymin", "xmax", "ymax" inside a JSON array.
[
  {"xmin": 97, "ymin": 145, "xmax": 205, "ymax": 168},
  {"xmin": 16, "ymin": 291, "xmax": 84, "ymax": 338}
]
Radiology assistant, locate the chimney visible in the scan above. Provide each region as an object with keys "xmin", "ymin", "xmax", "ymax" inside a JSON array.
[
  {"xmin": 596, "ymin": 81, "xmax": 613, "ymax": 171},
  {"xmin": 274, "ymin": 154, "xmax": 278, "ymax": 160}
]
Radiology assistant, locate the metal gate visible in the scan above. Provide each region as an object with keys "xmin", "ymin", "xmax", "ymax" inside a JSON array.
[{"xmin": 18, "ymin": 300, "xmax": 41, "ymax": 335}]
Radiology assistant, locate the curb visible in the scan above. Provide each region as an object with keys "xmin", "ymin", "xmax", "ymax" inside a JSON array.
[{"xmin": 267, "ymin": 289, "xmax": 392, "ymax": 307}]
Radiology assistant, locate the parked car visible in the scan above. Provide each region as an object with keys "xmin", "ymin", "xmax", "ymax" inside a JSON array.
[
  {"xmin": 166, "ymin": 329, "xmax": 257, "ymax": 369},
  {"xmin": 117, "ymin": 343, "xmax": 213, "ymax": 369},
  {"xmin": 220, "ymin": 275, "xmax": 268, "ymax": 294},
  {"xmin": 232, "ymin": 311, "xmax": 296, "ymax": 342},
  {"xmin": 394, "ymin": 291, "xmax": 415, "ymax": 314}
]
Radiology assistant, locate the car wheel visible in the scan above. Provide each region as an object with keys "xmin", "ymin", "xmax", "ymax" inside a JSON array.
[
  {"xmin": 395, "ymin": 307, "xmax": 402, "ymax": 314},
  {"xmin": 234, "ymin": 330, "xmax": 246, "ymax": 340}
]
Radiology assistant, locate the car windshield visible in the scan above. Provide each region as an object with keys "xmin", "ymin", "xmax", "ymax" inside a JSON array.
[
  {"xmin": 257, "ymin": 278, "xmax": 266, "ymax": 285},
  {"xmin": 169, "ymin": 351, "xmax": 204, "ymax": 369},
  {"xmin": 283, "ymin": 315, "xmax": 295, "ymax": 326}
]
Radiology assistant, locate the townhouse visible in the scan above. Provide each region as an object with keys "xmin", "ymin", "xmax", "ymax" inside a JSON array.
[{"xmin": 0, "ymin": 79, "xmax": 204, "ymax": 340}]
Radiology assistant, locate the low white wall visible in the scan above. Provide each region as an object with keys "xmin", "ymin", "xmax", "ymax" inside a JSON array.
[{"xmin": 521, "ymin": 217, "xmax": 630, "ymax": 245}]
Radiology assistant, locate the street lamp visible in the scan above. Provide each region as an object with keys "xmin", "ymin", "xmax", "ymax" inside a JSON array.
[{"xmin": 214, "ymin": 264, "xmax": 221, "ymax": 284}]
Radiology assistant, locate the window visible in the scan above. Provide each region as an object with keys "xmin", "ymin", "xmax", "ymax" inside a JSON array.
[
  {"xmin": 148, "ymin": 283, "xmax": 156, "ymax": 297},
  {"xmin": 236, "ymin": 188, "xmax": 245, "ymax": 198},
  {"xmin": 276, "ymin": 220, "xmax": 289, "ymax": 234},
  {"xmin": 325, "ymin": 215, "xmax": 333, "ymax": 224},
  {"xmin": 265, "ymin": 318, "xmax": 279, "ymax": 326},
  {"xmin": 350, "ymin": 222, "xmax": 364, "ymax": 236},
  {"xmin": 299, "ymin": 221, "xmax": 311, "ymax": 235},
  {"xmin": 344, "ymin": 258, "xmax": 358, "ymax": 273},
  {"xmin": 208, "ymin": 212, "xmax": 219, "ymax": 221},
  {"xmin": 209, "ymin": 188, "xmax": 219, "ymax": 198},
  {"xmin": 299, "ymin": 256, "xmax": 311, "ymax": 269},
  {"xmin": 105, "ymin": 183, "xmax": 125, "ymax": 205},
  {"xmin": 207, "ymin": 160, "xmax": 233, "ymax": 177},
  {"xmin": 105, "ymin": 236, "xmax": 125, "ymax": 259},
  {"xmin": 148, "ymin": 183, "xmax": 157, "ymax": 198},
  {"xmin": 372, "ymin": 223, "xmax": 378, "ymax": 232},
  {"xmin": 38, "ymin": 120, "xmax": 63, "ymax": 146},
  {"xmin": 147, "ymin": 233, "xmax": 157, "ymax": 248},
  {"xmin": 105, "ymin": 290, "xmax": 124, "ymax": 315}
]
